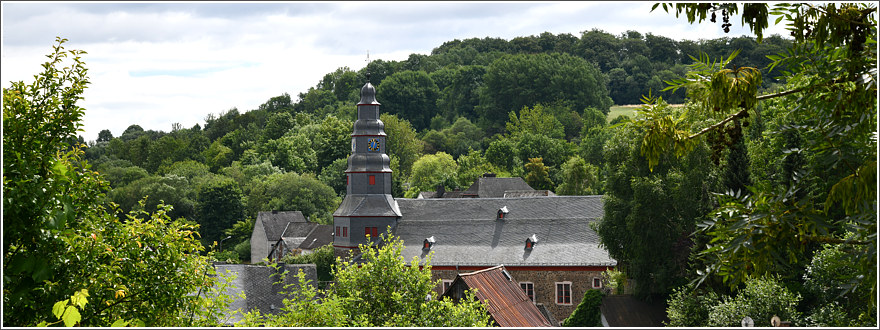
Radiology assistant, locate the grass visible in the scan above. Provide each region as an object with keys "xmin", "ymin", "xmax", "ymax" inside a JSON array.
[
  {"xmin": 606, "ymin": 104, "xmax": 685, "ymax": 123},
  {"xmin": 607, "ymin": 105, "xmax": 639, "ymax": 123}
]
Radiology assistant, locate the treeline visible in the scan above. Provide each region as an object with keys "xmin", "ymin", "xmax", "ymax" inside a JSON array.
[{"xmin": 81, "ymin": 29, "xmax": 792, "ymax": 262}]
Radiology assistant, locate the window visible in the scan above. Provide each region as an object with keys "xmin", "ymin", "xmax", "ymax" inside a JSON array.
[
  {"xmin": 369, "ymin": 175, "xmax": 376, "ymax": 185},
  {"xmin": 342, "ymin": 226, "xmax": 348, "ymax": 238},
  {"xmin": 346, "ymin": 175, "xmax": 349, "ymax": 185},
  {"xmin": 556, "ymin": 282, "xmax": 572, "ymax": 305},
  {"xmin": 442, "ymin": 280, "xmax": 453, "ymax": 292},
  {"xmin": 593, "ymin": 277, "xmax": 602, "ymax": 289},
  {"xmin": 335, "ymin": 226, "xmax": 340, "ymax": 237},
  {"xmin": 520, "ymin": 282, "xmax": 534, "ymax": 302},
  {"xmin": 365, "ymin": 227, "xmax": 378, "ymax": 238}
]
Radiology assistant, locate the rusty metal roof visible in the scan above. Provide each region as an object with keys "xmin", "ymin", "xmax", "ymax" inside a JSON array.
[{"xmin": 453, "ymin": 265, "xmax": 552, "ymax": 327}]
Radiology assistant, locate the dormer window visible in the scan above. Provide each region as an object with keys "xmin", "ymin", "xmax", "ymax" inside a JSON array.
[
  {"xmin": 423, "ymin": 236, "xmax": 436, "ymax": 249},
  {"xmin": 525, "ymin": 234, "xmax": 538, "ymax": 250},
  {"xmin": 497, "ymin": 206, "xmax": 509, "ymax": 220}
]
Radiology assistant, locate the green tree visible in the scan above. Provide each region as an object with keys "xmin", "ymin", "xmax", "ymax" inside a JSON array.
[
  {"xmin": 107, "ymin": 174, "xmax": 196, "ymax": 221},
  {"xmin": 406, "ymin": 152, "xmax": 459, "ymax": 197},
  {"xmin": 195, "ymin": 176, "xmax": 244, "ymax": 248},
  {"xmin": 561, "ymin": 289, "xmax": 604, "ymax": 327},
  {"xmin": 479, "ymin": 52, "xmax": 612, "ymax": 133},
  {"xmin": 381, "ymin": 113, "xmax": 424, "ymax": 177},
  {"xmin": 555, "ymin": 156, "xmax": 599, "ymax": 195},
  {"xmin": 376, "ymin": 70, "xmax": 440, "ymax": 131},
  {"xmin": 596, "ymin": 106, "xmax": 717, "ymax": 298},
  {"xmin": 706, "ymin": 276, "xmax": 802, "ymax": 327},
  {"xmin": 239, "ymin": 233, "xmax": 491, "ymax": 327},
  {"xmin": 505, "ymin": 104, "xmax": 565, "ymax": 139},
  {"xmin": 523, "ymin": 157, "xmax": 553, "ymax": 190},
  {"xmin": 646, "ymin": 4, "xmax": 876, "ymax": 303},
  {"xmin": 246, "ymin": 172, "xmax": 338, "ymax": 224},
  {"xmin": 3, "ymin": 38, "xmax": 228, "ymax": 327}
]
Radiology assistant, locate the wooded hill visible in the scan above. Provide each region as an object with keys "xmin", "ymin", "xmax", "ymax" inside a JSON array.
[{"xmin": 80, "ymin": 29, "xmax": 793, "ymax": 260}]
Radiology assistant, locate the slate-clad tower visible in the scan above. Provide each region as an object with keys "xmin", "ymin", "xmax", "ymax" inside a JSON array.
[{"xmin": 333, "ymin": 75, "xmax": 401, "ymax": 255}]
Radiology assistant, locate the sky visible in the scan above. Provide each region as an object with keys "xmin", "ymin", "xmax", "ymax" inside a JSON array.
[{"xmin": 1, "ymin": 1, "xmax": 790, "ymax": 141}]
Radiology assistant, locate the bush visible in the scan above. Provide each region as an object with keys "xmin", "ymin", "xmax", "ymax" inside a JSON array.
[
  {"xmin": 707, "ymin": 276, "xmax": 801, "ymax": 327},
  {"xmin": 281, "ymin": 244, "xmax": 335, "ymax": 282},
  {"xmin": 665, "ymin": 286, "xmax": 720, "ymax": 327},
  {"xmin": 562, "ymin": 289, "xmax": 604, "ymax": 327}
]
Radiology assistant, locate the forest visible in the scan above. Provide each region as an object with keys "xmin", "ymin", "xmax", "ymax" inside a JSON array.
[{"xmin": 4, "ymin": 2, "xmax": 875, "ymax": 327}]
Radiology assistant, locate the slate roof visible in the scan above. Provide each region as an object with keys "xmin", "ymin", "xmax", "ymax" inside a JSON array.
[
  {"xmin": 466, "ymin": 177, "xmax": 535, "ymax": 198},
  {"xmin": 395, "ymin": 196, "xmax": 615, "ymax": 267},
  {"xmin": 333, "ymin": 194, "xmax": 402, "ymax": 217},
  {"xmin": 298, "ymin": 224, "xmax": 333, "ymax": 250},
  {"xmin": 213, "ymin": 263, "xmax": 317, "ymax": 325},
  {"xmin": 256, "ymin": 211, "xmax": 306, "ymax": 241},
  {"xmin": 503, "ymin": 190, "xmax": 556, "ymax": 198},
  {"xmin": 600, "ymin": 295, "xmax": 668, "ymax": 327},
  {"xmin": 444, "ymin": 265, "xmax": 552, "ymax": 327}
]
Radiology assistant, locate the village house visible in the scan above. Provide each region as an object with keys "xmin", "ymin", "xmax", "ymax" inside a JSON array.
[
  {"xmin": 332, "ymin": 76, "xmax": 617, "ymax": 323},
  {"xmin": 442, "ymin": 265, "xmax": 553, "ymax": 327},
  {"xmin": 250, "ymin": 210, "xmax": 331, "ymax": 263}
]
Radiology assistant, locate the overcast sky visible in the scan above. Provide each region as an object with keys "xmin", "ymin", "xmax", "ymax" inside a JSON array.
[{"xmin": 1, "ymin": 1, "xmax": 789, "ymax": 141}]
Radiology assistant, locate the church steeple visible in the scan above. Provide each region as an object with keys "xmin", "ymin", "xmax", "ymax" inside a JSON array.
[{"xmin": 333, "ymin": 75, "xmax": 401, "ymax": 254}]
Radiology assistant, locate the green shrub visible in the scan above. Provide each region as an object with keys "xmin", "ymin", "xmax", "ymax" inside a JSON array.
[
  {"xmin": 562, "ymin": 289, "xmax": 604, "ymax": 327},
  {"xmin": 282, "ymin": 244, "xmax": 335, "ymax": 281},
  {"xmin": 665, "ymin": 286, "xmax": 720, "ymax": 327}
]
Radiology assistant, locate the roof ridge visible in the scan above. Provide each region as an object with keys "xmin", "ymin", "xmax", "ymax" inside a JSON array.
[{"xmin": 460, "ymin": 264, "xmax": 504, "ymax": 276}]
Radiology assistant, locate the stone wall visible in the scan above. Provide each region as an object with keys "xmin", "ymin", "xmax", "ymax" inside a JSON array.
[{"xmin": 430, "ymin": 268, "xmax": 607, "ymax": 323}]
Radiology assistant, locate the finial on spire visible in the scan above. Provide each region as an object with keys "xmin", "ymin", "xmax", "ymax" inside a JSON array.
[{"xmin": 365, "ymin": 50, "xmax": 371, "ymax": 83}]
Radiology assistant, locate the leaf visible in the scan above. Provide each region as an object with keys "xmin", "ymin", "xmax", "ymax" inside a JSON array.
[
  {"xmin": 52, "ymin": 300, "xmax": 67, "ymax": 320},
  {"xmin": 110, "ymin": 319, "xmax": 129, "ymax": 327},
  {"xmin": 61, "ymin": 306, "xmax": 81, "ymax": 327},
  {"xmin": 71, "ymin": 289, "xmax": 89, "ymax": 310}
]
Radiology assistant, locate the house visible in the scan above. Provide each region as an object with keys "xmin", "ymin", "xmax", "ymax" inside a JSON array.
[
  {"xmin": 267, "ymin": 222, "xmax": 333, "ymax": 262},
  {"xmin": 442, "ymin": 265, "xmax": 552, "ymax": 327},
  {"xmin": 333, "ymin": 76, "xmax": 617, "ymax": 323},
  {"xmin": 251, "ymin": 210, "xmax": 317, "ymax": 263}
]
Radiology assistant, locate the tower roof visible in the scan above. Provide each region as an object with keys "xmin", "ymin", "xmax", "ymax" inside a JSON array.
[{"xmin": 358, "ymin": 75, "xmax": 380, "ymax": 105}]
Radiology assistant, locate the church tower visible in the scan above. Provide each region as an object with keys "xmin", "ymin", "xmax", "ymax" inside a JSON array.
[{"xmin": 333, "ymin": 74, "xmax": 401, "ymax": 256}]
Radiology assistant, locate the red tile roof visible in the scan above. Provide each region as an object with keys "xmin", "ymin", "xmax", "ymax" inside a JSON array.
[{"xmin": 452, "ymin": 265, "xmax": 552, "ymax": 327}]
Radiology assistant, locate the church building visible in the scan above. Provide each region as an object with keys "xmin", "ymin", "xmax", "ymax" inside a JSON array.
[{"xmin": 333, "ymin": 76, "xmax": 616, "ymax": 323}]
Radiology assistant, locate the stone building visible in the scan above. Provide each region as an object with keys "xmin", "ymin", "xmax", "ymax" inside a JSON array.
[
  {"xmin": 250, "ymin": 210, "xmax": 329, "ymax": 263},
  {"xmin": 333, "ymin": 77, "xmax": 616, "ymax": 323},
  {"xmin": 213, "ymin": 263, "xmax": 317, "ymax": 325}
]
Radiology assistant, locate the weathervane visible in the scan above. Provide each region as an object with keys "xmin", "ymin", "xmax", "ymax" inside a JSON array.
[{"xmin": 366, "ymin": 50, "xmax": 371, "ymax": 82}]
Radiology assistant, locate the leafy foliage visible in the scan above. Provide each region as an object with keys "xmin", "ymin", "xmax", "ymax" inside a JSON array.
[
  {"xmin": 239, "ymin": 233, "xmax": 492, "ymax": 327},
  {"xmin": 561, "ymin": 289, "xmax": 604, "ymax": 327},
  {"xmin": 2, "ymin": 39, "xmax": 229, "ymax": 326}
]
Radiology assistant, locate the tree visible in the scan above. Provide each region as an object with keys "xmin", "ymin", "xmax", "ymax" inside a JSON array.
[
  {"xmin": 479, "ymin": 52, "xmax": 612, "ymax": 133},
  {"xmin": 3, "ymin": 38, "xmax": 228, "ymax": 327},
  {"xmin": 555, "ymin": 156, "xmax": 599, "ymax": 195},
  {"xmin": 195, "ymin": 176, "xmax": 244, "ymax": 247},
  {"xmin": 246, "ymin": 172, "xmax": 338, "ymax": 224},
  {"xmin": 376, "ymin": 70, "xmax": 440, "ymax": 131},
  {"xmin": 406, "ymin": 152, "xmax": 459, "ymax": 197},
  {"xmin": 97, "ymin": 129, "xmax": 113, "ymax": 142},
  {"xmin": 645, "ymin": 4, "xmax": 876, "ymax": 303},
  {"xmin": 523, "ymin": 157, "xmax": 553, "ymax": 191},
  {"xmin": 596, "ymin": 105, "xmax": 717, "ymax": 299},
  {"xmin": 380, "ymin": 113, "xmax": 424, "ymax": 177},
  {"xmin": 238, "ymin": 233, "xmax": 491, "ymax": 327},
  {"xmin": 505, "ymin": 104, "xmax": 565, "ymax": 139},
  {"xmin": 561, "ymin": 289, "xmax": 604, "ymax": 327}
]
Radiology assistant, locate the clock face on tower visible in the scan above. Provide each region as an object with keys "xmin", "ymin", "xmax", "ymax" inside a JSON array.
[{"xmin": 367, "ymin": 138, "xmax": 379, "ymax": 151}]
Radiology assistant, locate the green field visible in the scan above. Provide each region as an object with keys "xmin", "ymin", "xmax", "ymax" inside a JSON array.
[{"xmin": 607, "ymin": 105, "xmax": 638, "ymax": 123}]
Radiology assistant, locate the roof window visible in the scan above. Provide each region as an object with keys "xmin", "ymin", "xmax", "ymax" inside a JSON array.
[
  {"xmin": 423, "ymin": 236, "xmax": 436, "ymax": 250},
  {"xmin": 525, "ymin": 234, "xmax": 538, "ymax": 250},
  {"xmin": 497, "ymin": 206, "xmax": 509, "ymax": 220}
]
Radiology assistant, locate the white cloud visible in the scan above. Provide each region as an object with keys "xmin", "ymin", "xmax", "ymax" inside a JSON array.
[{"xmin": 2, "ymin": 1, "xmax": 792, "ymax": 140}]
